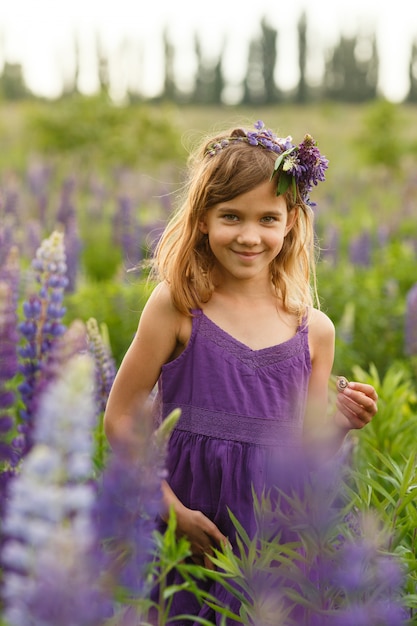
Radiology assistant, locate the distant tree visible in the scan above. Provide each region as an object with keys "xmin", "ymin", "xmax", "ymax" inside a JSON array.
[
  {"xmin": 212, "ymin": 53, "xmax": 225, "ymax": 105},
  {"xmin": 62, "ymin": 33, "xmax": 81, "ymax": 97},
  {"xmin": 296, "ymin": 11, "xmax": 308, "ymax": 103},
  {"xmin": 192, "ymin": 34, "xmax": 225, "ymax": 104},
  {"xmin": 242, "ymin": 38, "xmax": 264, "ymax": 105},
  {"xmin": 162, "ymin": 28, "xmax": 176, "ymax": 101},
  {"xmin": 324, "ymin": 33, "xmax": 379, "ymax": 102},
  {"xmin": 0, "ymin": 62, "xmax": 30, "ymax": 100},
  {"xmin": 242, "ymin": 17, "xmax": 279, "ymax": 105},
  {"xmin": 261, "ymin": 18, "xmax": 279, "ymax": 104},
  {"xmin": 96, "ymin": 35, "xmax": 110, "ymax": 94},
  {"xmin": 406, "ymin": 39, "xmax": 417, "ymax": 103}
]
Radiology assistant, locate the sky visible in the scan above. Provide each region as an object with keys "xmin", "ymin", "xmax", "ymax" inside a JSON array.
[{"xmin": 0, "ymin": 0, "xmax": 416, "ymax": 102}]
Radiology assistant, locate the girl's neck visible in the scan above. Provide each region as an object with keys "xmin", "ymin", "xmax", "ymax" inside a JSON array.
[{"xmin": 211, "ymin": 272, "xmax": 274, "ymax": 302}]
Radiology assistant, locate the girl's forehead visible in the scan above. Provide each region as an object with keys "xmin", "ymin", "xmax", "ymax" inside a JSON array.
[{"xmin": 223, "ymin": 180, "xmax": 288, "ymax": 205}]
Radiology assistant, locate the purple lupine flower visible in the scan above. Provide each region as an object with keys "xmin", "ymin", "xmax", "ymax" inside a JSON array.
[
  {"xmin": 25, "ymin": 219, "xmax": 42, "ymax": 262},
  {"xmin": 405, "ymin": 282, "xmax": 417, "ymax": 356},
  {"xmin": 93, "ymin": 408, "xmax": 179, "ymax": 612},
  {"xmin": 63, "ymin": 215, "xmax": 82, "ymax": 293},
  {"xmin": 86, "ymin": 317, "xmax": 116, "ymax": 414},
  {"xmin": 321, "ymin": 224, "xmax": 340, "ymax": 266},
  {"xmin": 56, "ymin": 176, "xmax": 76, "ymax": 225},
  {"xmin": 17, "ymin": 231, "xmax": 68, "ymax": 452},
  {"xmin": 349, "ymin": 231, "xmax": 372, "ymax": 267},
  {"xmin": 113, "ymin": 195, "xmax": 143, "ymax": 268},
  {"xmin": 0, "ymin": 221, "xmax": 15, "ymax": 267},
  {"xmin": 1, "ymin": 353, "xmax": 110, "ymax": 626},
  {"xmin": 26, "ymin": 160, "xmax": 51, "ymax": 226},
  {"xmin": 0, "ymin": 248, "xmax": 22, "ymax": 516},
  {"xmin": 231, "ymin": 448, "xmax": 406, "ymax": 625}
]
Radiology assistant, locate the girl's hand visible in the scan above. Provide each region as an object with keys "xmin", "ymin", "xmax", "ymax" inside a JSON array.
[
  {"xmin": 174, "ymin": 503, "xmax": 228, "ymax": 569},
  {"xmin": 334, "ymin": 381, "xmax": 378, "ymax": 431}
]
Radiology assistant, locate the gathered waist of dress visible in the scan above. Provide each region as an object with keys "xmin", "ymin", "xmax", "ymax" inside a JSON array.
[{"xmin": 163, "ymin": 403, "xmax": 303, "ymax": 447}]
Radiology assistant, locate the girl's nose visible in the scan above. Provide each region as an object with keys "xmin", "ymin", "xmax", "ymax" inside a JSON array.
[{"xmin": 236, "ymin": 225, "xmax": 261, "ymax": 246}]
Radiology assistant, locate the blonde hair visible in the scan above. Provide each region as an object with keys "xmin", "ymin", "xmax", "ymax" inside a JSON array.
[{"xmin": 151, "ymin": 125, "xmax": 319, "ymax": 319}]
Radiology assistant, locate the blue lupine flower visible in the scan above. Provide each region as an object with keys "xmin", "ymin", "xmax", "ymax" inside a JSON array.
[
  {"xmin": 17, "ymin": 231, "xmax": 68, "ymax": 452},
  {"xmin": 86, "ymin": 317, "xmax": 116, "ymax": 415}
]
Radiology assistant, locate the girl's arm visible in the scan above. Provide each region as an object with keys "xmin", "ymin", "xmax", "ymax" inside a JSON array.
[
  {"xmin": 104, "ymin": 282, "xmax": 227, "ymax": 565},
  {"xmin": 304, "ymin": 309, "xmax": 377, "ymax": 460},
  {"xmin": 104, "ymin": 281, "xmax": 185, "ymax": 453}
]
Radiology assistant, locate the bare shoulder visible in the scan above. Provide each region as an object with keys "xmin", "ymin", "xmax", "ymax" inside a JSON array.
[
  {"xmin": 141, "ymin": 281, "xmax": 181, "ymax": 325},
  {"xmin": 309, "ymin": 308, "xmax": 335, "ymax": 338},
  {"xmin": 308, "ymin": 308, "xmax": 335, "ymax": 360},
  {"xmin": 139, "ymin": 281, "xmax": 192, "ymax": 347}
]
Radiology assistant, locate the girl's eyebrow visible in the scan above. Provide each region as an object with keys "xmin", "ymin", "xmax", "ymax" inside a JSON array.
[{"xmin": 215, "ymin": 205, "xmax": 284, "ymax": 215}]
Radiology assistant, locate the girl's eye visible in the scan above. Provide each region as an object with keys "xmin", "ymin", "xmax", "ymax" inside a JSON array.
[
  {"xmin": 222, "ymin": 214, "xmax": 239, "ymax": 221},
  {"xmin": 261, "ymin": 216, "xmax": 277, "ymax": 224}
]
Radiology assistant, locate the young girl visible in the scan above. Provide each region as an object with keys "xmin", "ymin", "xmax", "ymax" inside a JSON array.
[{"xmin": 104, "ymin": 120, "xmax": 378, "ymax": 624}]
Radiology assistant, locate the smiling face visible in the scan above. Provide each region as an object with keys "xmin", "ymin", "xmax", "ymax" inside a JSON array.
[{"xmin": 199, "ymin": 179, "xmax": 296, "ymax": 285}]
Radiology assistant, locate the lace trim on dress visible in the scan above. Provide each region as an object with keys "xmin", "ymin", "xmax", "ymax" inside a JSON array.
[
  {"xmin": 166, "ymin": 403, "xmax": 303, "ymax": 447},
  {"xmin": 194, "ymin": 310, "xmax": 307, "ymax": 368}
]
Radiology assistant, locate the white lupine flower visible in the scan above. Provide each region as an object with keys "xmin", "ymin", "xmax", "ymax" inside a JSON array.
[{"xmin": 1, "ymin": 354, "xmax": 100, "ymax": 625}]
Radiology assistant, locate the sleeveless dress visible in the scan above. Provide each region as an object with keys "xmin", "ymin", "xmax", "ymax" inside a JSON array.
[{"xmin": 155, "ymin": 309, "xmax": 312, "ymax": 625}]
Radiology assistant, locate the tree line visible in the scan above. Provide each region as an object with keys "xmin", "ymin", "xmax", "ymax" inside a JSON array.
[{"xmin": 1, "ymin": 13, "xmax": 417, "ymax": 105}]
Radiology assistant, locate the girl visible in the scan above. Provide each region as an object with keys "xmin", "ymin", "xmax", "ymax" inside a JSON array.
[{"xmin": 104, "ymin": 120, "xmax": 378, "ymax": 623}]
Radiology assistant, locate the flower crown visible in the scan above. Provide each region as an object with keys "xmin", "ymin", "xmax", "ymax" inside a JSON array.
[{"xmin": 205, "ymin": 120, "xmax": 329, "ymax": 205}]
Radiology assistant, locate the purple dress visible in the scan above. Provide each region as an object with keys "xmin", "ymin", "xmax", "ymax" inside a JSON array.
[{"xmin": 156, "ymin": 309, "xmax": 311, "ymax": 624}]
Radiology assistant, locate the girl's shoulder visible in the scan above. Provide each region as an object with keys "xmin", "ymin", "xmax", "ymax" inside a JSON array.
[
  {"xmin": 307, "ymin": 307, "xmax": 335, "ymax": 345},
  {"xmin": 143, "ymin": 281, "xmax": 192, "ymax": 346}
]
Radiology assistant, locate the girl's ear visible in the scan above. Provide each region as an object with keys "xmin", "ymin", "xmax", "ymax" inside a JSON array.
[
  {"xmin": 198, "ymin": 218, "xmax": 209, "ymax": 234},
  {"xmin": 285, "ymin": 207, "xmax": 298, "ymax": 235}
]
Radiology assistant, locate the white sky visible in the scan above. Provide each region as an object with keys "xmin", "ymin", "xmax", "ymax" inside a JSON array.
[{"xmin": 0, "ymin": 0, "xmax": 416, "ymax": 101}]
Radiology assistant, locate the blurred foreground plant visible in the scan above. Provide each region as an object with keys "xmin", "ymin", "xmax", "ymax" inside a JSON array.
[{"xmin": 207, "ymin": 450, "xmax": 407, "ymax": 626}]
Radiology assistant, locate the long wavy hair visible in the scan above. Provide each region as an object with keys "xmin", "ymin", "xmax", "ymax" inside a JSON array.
[{"xmin": 151, "ymin": 126, "xmax": 319, "ymax": 320}]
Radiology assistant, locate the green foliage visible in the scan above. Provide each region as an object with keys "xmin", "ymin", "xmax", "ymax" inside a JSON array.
[
  {"xmin": 145, "ymin": 508, "xmax": 225, "ymax": 626},
  {"xmin": 28, "ymin": 95, "xmax": 185, "ymax": 170},
  {"xmin": 349, "ymin": 362, "xmax": 417, "ymax": 617},
  {"xmin": 317, "ymin": 239, "xmax": 416, "ymax": 377},
  {"xmin": 355, "ymin": 99, "xmax": 405, "ymax": 169},
  {"xmin": 65, "ymin": 279, "xmax": 154, "ymax": 365},
  {"xmin": 81, "ymin": 220, "xmax": 123, "ymax": 282}
]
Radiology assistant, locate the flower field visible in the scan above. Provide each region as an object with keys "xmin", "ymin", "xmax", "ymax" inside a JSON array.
[{"xmin": 1, "ymin": 99, "xmax": 417, "ymax": 624}]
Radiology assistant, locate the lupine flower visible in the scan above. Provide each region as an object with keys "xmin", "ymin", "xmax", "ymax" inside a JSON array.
[
  {"xmin": 222, "ymin": 448, "xmax": 406, "ymax": 626},
  {"xmin": 1, "ymin": 353, "xmax": 110, "ymax": 626},
  {"xmin": 17, "ymin": 230, "xmax": 68, "ymax": 451},
  {"xmin": 0, "ymin": 248, "xmax": 22, "ymax": 517},
  {"xmin": 405, "ymin": 282, "xmax": 417, "ymax": 357},
  {"xmin": 93, "ymin": 407, "xmax": 180, "ymax": 616},
  {"xmin": 321, "ymin": 224, "xmax": 340, "ymax": 266},
  {"xmin": 26, "ymin": 160, "xmax": 51, "ymax": 226},
  {"xmin": 349, "ymin": 231, "xmax": 372, "ymax": 267},
  {"xmin": 86, "ymin": 317, "xmax": 116, "ymax": 414},
  {"xmin": 63, "ymin": 215, "xmax": 82, "ymax": 293},
  {"xmin": 113, "ymin": 195, "xmax": 143, "ymax": 268}
]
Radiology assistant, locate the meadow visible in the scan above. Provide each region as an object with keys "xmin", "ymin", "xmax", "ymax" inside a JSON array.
[{"xmin": 1, "ymin": 98, "xmax": 417, "ymax": 624}]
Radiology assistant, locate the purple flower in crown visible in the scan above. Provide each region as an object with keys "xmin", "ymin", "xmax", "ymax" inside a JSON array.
[
  {"xmin": 17, "ymin": 231, "xmax": 68, "ymax": 452},
  {"xmin": 204, "ymin": 120, "xmax": 328, "ymax": 205}
]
